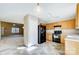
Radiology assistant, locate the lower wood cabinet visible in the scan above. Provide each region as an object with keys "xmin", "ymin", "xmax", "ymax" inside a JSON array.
[
  {"xmin": 46, "ymin": 33, "xmax": 52, "ymax": 42},
  {"xmin": 65, "ymin": 39, "xmax": 79, "ymax": 55},
  {"xmin": 61, "ymin": 34, "xmax": 65, "ymax": 44}
]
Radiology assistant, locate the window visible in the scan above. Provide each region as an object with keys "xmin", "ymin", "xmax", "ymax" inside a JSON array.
[{"xmin": 12, "ymin": 27, "xmax": 19, "ymax": 33}]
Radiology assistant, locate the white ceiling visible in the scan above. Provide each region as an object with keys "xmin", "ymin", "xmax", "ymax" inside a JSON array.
[{"xmin": 0, "ymin": 3, "xmax": 77, "ymax": 24}]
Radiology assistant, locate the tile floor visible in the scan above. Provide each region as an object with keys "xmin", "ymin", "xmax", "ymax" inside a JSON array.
[
  {"xmin": 0, "ymin": 35, "xmax": 64, "ymax": 55},
  {"xmin": 1, "ymin": 35, "xmax": 24, "ymax": 46}
]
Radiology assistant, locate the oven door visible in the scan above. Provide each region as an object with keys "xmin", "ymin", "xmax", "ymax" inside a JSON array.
[{"xmin": 53, "ymin": 35, "xmax": 60, "ymax": 43}]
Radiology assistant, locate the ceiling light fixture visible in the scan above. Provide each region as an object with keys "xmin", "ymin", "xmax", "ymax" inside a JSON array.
[{"xmin": 36, "ymin": 3, "xmax": 41, "ymax": 13}]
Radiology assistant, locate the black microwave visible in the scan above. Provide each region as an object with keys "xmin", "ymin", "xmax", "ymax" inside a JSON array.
[{"xmin": 54, "ymin": 31, "xmax": 62, "ymax": 34}]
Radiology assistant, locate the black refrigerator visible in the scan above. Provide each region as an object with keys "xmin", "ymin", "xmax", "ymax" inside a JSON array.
[{"xmin": 38, "ymin": 25, "xmax": 46, "ymax": 44}]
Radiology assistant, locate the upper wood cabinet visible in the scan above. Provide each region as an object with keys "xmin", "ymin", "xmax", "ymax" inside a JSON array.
[
  {"xmin": 46, "ymin": 19, "xmax": 75, "ymax": 30},
  {"xmin": 76, "ymin": 4, "xmax": 79, "ymax": 29}
]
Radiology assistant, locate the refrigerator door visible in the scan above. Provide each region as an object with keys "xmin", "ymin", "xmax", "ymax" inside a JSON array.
[{"xmin": 38, "ymin": 25, "xmax": 46, "ymax": 44}]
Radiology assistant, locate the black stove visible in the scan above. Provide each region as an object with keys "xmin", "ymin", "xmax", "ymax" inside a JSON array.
[{"xmin": 53, "ymin": 25, "xmax": 62, "ymax": 43}]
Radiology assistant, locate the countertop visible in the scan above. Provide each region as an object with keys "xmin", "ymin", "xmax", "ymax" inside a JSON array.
[{"xmin": 65, "ymin": 34, "xmax": 79, "ymax": 42}]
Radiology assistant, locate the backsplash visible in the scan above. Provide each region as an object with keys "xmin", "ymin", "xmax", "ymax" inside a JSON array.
[
  {"xmin": 75, "ymin": 29, "xmax": 79, "ymax": 34},
  {"xmin": 46, "ymin": 29, "xmax": 77, "ymax": 35}
]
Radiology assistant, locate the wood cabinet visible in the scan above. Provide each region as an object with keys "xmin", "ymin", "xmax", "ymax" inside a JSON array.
[
  {"xmin": 65, "ymin": 39, "xmax": 79, "ymax": 55},
  {"xmin": 46, "ymin": 24, "xmax": 54, "ymax": 30},
  {"xmin": 46, "ymin": 33, "xmax": 52, "ymax": 42},
  {"xmin": 76, "ymin": 4, "xmax": 79, "ymax": 29},
  {"xmin": 61, "ymin": 20, "xmax": 75, "ymax": 29},
  {"xmin": 61, "ymin": 34, "xmax": 65, "ymax": 44},
  {"xmin": 46, "ymin": 19, "xmax": 75, "ymax": 30},
  {"xmin": 0, "ymin": 22, "xmax": 1, "ymax": 39}
]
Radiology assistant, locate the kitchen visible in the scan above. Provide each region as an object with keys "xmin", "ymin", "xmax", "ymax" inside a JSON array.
[{"xmin": 43, "ymin": 3, "xmax": 79, "ymax": 55}]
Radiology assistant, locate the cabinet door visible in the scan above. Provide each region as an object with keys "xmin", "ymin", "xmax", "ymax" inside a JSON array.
[
  {"xmin": 46, "ymin": 33, "xmax": 52, "ymax": 41},
  {"xmin": 76, "ymin": 4, "xmax": 79, "ymax": 28},
  {"xmin": 61, "ymin": 35, "xmax": 65, "ymax": 44},
  {"xmin": 65, "ymin": 40, "xmax": 79, "ymax": 55},
  {"xmin": 65, "ymin": 40, "xmax": 77, "ymax": 55}
]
